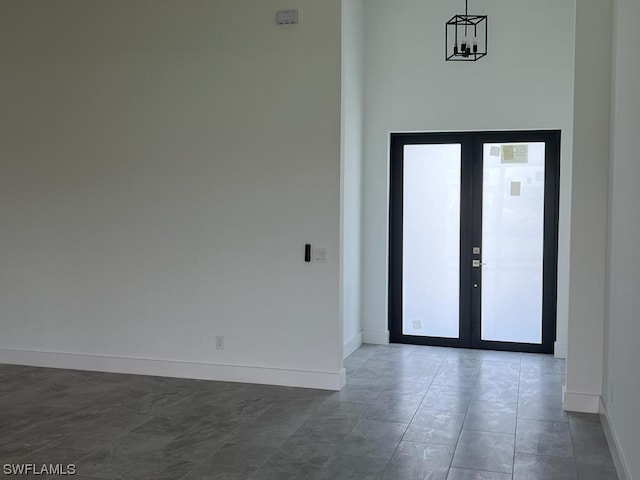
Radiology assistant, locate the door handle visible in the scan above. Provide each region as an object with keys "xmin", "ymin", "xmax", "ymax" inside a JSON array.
[{"xmin": 472, "ymin": 260, "xmax": 486, "ymax": 268}]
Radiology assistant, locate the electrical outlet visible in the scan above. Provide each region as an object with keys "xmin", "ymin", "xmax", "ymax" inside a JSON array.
[{"xmin": 216, "ymin": 335, "xmax": 224, "ymax": 350}]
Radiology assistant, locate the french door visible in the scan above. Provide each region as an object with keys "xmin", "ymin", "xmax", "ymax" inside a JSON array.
[{"xmin": 388, "ymin": 131, "xmax": 560, "ymax": 353}]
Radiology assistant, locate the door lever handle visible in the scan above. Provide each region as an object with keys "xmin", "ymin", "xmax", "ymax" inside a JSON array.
[{"xmin": 472, "ymin": 260, "xmax": 486, "ymax": 267}]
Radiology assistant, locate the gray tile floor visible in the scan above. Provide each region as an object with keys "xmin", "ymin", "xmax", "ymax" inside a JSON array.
[{"xmin": 0, "ymin": 345, "xmax": 619, "ymax": 479}]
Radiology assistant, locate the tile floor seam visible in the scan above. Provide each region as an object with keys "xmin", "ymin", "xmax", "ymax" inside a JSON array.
[
  {"xmin": 566, "ymin": 413, "xmax": 580, "ymax": 470},
  {"xmin": 380, "ymin": 351, "xmax": 446, "ymax": 478},
  {"xmin": 512, "ymin": 356, "xmax": 522, "ymax": 476},
  {"xmin": 445, "ymin": 354, "xmax": 478, "ymax": 475},
  {"xmin": 514, "ymin": 451, "xmax": 580, "ymax": 461}
]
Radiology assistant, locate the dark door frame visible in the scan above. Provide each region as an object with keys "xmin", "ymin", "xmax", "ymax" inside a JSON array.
[{"xmin": 388, "ymin": 130, "xmax": 560, "ymax": 354}]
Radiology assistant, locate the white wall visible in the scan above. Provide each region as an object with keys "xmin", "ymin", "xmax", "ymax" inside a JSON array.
[
  {"xmin": 602, "ymin": 0, "xmax": 640, "ymax": 476},
  {"xmin": 361, "ymin": 0, "xmax": 575, "ymax": 348},
  {"xmin": 341, "ymin": 0, "xmax": 365, "ymax": 358},
  {"xmin": 0, "ymin": 0, "xmax": 345, "ymax": 390},
  {"xmin": 341, "ymin": 0, "xmax": 364, "ymax": 357},
  {"xmin": 563, "ymin": 0, "xmax": 613, "ymax": 413}
]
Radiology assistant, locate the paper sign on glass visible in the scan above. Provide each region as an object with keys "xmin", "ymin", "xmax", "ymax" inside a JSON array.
[{"xmin": 501, "ymin": 144, "xmax": 529, "ymax": 164}]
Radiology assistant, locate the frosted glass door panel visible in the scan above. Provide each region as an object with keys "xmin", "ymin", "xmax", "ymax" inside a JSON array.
[
  {"xmin": 481, "ymin": 143, "xmax": 545, "ymax": 344},
  {"xmin": 403, "ymin": 144, "xmax": 461, "ymax": 338}
]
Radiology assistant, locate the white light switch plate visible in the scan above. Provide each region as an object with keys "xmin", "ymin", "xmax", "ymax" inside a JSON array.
[{"xmin": 313, "ymin": 248, "xmax": 327, "ymax": 263}]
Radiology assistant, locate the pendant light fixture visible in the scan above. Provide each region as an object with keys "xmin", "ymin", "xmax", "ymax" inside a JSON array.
[{"xmin": 445, "ymin": 0, "xmax": 487, "ymax": 61}]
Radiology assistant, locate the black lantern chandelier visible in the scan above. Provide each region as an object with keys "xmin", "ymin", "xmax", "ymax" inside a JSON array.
[{"xmin": 445, "ymin": 0, "xmax": 487, "ymax": 61}]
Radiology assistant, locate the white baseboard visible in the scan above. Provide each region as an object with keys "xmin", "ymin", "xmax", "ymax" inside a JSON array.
[
  {"xmin": 554, "ymin": 341, "xmax": 567, "ymax": 359},
  {"xmin": 562, "ymin": 385, "xmax": 601, "ymax": 413},
  {"xmin": 362, "ymin": 330, "xmax": 389, "ymax": 345},
  {"xmin": 600, "ymin": 398, "xmax": 632, "ymax": 480},
  {"xmin": 337, "ymin": 367, "xmax": 347, "ymax": 389},
  {"xmin": 0, "ymin": 347, "xmax": 346, "ymax": 391},
  {"xmin": 343, "ymin": 332, "xmax": 363, "ymax": 359}
]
